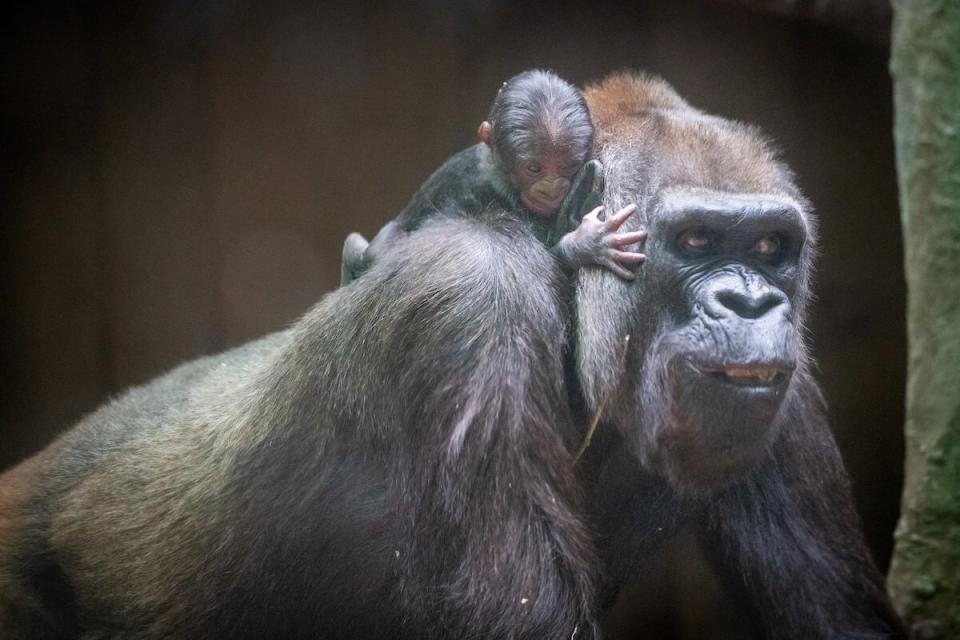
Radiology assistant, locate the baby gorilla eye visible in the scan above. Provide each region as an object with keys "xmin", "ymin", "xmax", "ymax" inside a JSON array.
[
  {"xmin": 525, "ymin": 163, "xmax": 543, "ymax": 175},
  {"xmin": 754, "ymin": 235, "xmax": 781, "ymax": 257},
  {"xmin": 677, "ymin": 228, "xmax": 712, "ymax": 253}
]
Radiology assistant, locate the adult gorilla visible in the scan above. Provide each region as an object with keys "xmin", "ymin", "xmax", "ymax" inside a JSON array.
[
  {"xmin": 574, "ymin": 73, "xmax": 904, "ymax": 638},
  {"xmin": 0, "ymin": 73, "xmax": 902, "ymax": 639}
]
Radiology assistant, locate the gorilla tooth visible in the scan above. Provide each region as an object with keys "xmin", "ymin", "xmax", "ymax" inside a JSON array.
[{"xmin": 723, "ymin": 367, "xmax": 778, "ymax": 384}]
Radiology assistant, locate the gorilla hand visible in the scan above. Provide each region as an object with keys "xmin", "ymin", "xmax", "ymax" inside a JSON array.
[{"xmin": 553, "ymin": 204, "xmax": 647, "ymax": 280}]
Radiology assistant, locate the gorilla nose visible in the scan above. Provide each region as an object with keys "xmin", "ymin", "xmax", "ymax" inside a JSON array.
[
  {"xmin": 711, "ymin": 287, "xmax": 789, "ymax": 320},
  {"xmin": 540, "ymin": 178, "xmax": 570, "ymax": 200}
]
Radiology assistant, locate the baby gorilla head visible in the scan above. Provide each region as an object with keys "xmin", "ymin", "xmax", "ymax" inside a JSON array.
[{"xmin": 478, "ymin": 69, "xmax": 594, "ymax": 217}]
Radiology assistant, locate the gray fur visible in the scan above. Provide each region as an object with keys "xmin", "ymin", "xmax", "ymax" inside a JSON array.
[{"xmin": 0, "ymin": 216, "xmax": 598, "ymax": 639}]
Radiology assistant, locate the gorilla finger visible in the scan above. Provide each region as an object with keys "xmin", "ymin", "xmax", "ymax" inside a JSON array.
[
  {"xmin": 605, "ymin": 204, "xmax": 638, "ymax": 230},
  {"xmin": 584, "ymin": 205, "xmax": 604, "ymax": 222},
  {"xmin": 609, "ymin": 231, "xmax": 648, "ymax": 248},
  {"xmin": 610, "ymin": 249, "xmax": 647, "ymax": 265}
]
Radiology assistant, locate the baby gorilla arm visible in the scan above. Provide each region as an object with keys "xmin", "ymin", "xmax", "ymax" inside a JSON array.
[{"xmin": 552, "ymin": 204, "xmax": 647, "ymax": 280}]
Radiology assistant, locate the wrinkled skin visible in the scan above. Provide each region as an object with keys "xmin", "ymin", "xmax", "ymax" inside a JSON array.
[{"xmin": 620, "ymin": 191, "xmax": 805, "ymax": 487}]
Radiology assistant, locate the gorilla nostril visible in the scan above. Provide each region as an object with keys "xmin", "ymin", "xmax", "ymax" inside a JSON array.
[{"xmin": 716, "ymin": 290, "xmax": 785, "ymax": 320}]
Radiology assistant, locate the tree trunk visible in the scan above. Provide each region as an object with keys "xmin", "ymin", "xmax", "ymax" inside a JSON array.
[{"xmin": 887, "ymin": 2, "xmax": 960, "ymax": 639}]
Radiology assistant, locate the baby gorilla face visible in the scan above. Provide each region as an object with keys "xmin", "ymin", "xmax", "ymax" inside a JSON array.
[{"xmin": 509, "ymin": 152, "xmax": 583, "ymax": 217}]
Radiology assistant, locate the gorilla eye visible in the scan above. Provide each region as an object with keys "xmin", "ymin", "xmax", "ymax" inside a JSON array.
[
  {"xmin": 526, "ymin": 163, "xmax": 543, "ymax": 175},
  {"xmin": 677, "ymin": 228, "xmax": 713, "ymax": 253},
  {"xmin": 754, "ymin": 235, "xmax": 781, "ymax": 257}
]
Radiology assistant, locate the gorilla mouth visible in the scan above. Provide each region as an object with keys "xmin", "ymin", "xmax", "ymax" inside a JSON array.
[
  {"xmin": 718, "ymin": 366, "xmax": 785, "ymax": 387},
  {"xmin": 693, "ymin": 363, "xmax": 793, "ymax": 388},
  {"xmin": 521, "ymin": 193, "xmax": 563, "ymax": 216}
]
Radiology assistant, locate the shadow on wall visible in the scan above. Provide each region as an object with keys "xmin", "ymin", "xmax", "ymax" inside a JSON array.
[{"xmin": 0, "ymin": 1, "xmax": 903, "ymax": 638}]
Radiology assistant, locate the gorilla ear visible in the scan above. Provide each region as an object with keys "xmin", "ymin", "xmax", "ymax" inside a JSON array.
[{"xmin": 478, "ymin": 121, "xmax": 493, "ymax": 146}]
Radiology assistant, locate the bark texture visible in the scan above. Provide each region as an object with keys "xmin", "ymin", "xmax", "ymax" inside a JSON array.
[{"xmin": 887, "ymin": 2, "xmax": 960, "ymax": 639}]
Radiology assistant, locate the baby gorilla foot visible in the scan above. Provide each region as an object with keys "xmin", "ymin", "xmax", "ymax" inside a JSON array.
[{"xmin": 340, "ymin": 232, "xmax": 370, "ymax": 286}]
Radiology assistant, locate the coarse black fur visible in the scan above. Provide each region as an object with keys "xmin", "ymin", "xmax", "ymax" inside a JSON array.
[
  {"xmin": 0, "ymin": 215, "xmax": 598, "ymax": 639},
  {"xmin": 573, "ymin": 72, "xmax": 905, "ymax": 639}
]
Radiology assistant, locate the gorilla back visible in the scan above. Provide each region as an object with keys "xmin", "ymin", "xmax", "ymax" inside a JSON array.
[{"xmin": 0, "ymin": 217, "xmax": 597, "ymax": 639}]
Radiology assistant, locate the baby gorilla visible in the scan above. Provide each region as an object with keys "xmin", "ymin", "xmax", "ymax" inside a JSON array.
[{"xmin": 341, "ymin": 69, "xmax": 645, "ymax": 284}]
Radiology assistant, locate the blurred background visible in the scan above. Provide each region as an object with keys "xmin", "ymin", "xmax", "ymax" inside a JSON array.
[{"xmin": 0, "ymin": 1, "xmax": 902, "ymax": 637}]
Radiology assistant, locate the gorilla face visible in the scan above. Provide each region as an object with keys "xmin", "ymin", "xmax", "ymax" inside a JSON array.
[
  {"xmin": 632, "ymin": 190, "xmax": 809, "ymax": 489},
  {"xmin": 577, "ymin": 72, "xmax": 818, "ymax": 493}
]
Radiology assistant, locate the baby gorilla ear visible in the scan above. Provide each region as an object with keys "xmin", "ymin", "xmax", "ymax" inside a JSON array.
[
  {"xmin": 554, "ymin": 159, "xmax": 605, "ymax": 239},
  {"xmin": 477, "ymin": 121, "xmax": 493, "ymax": 146}
]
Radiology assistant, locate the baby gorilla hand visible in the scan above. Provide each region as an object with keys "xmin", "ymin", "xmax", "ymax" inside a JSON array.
[{"xmin": 556, "ymin": 204, "xmax": 647, "ymax": 279}]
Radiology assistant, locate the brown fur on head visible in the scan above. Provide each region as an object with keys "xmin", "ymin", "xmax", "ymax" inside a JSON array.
[
  {"xmin": 583, "ymin": 72, "xmax": 802, "ymax": 204},
  {"xmin": 583, "ymin": 71, "xmax": 692, "ymax": 137}
]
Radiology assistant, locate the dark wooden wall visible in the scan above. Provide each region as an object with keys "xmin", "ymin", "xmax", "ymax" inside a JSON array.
[{"xmin": 0, "ymin": 1, "xmax": 903, "ymax": 637}]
